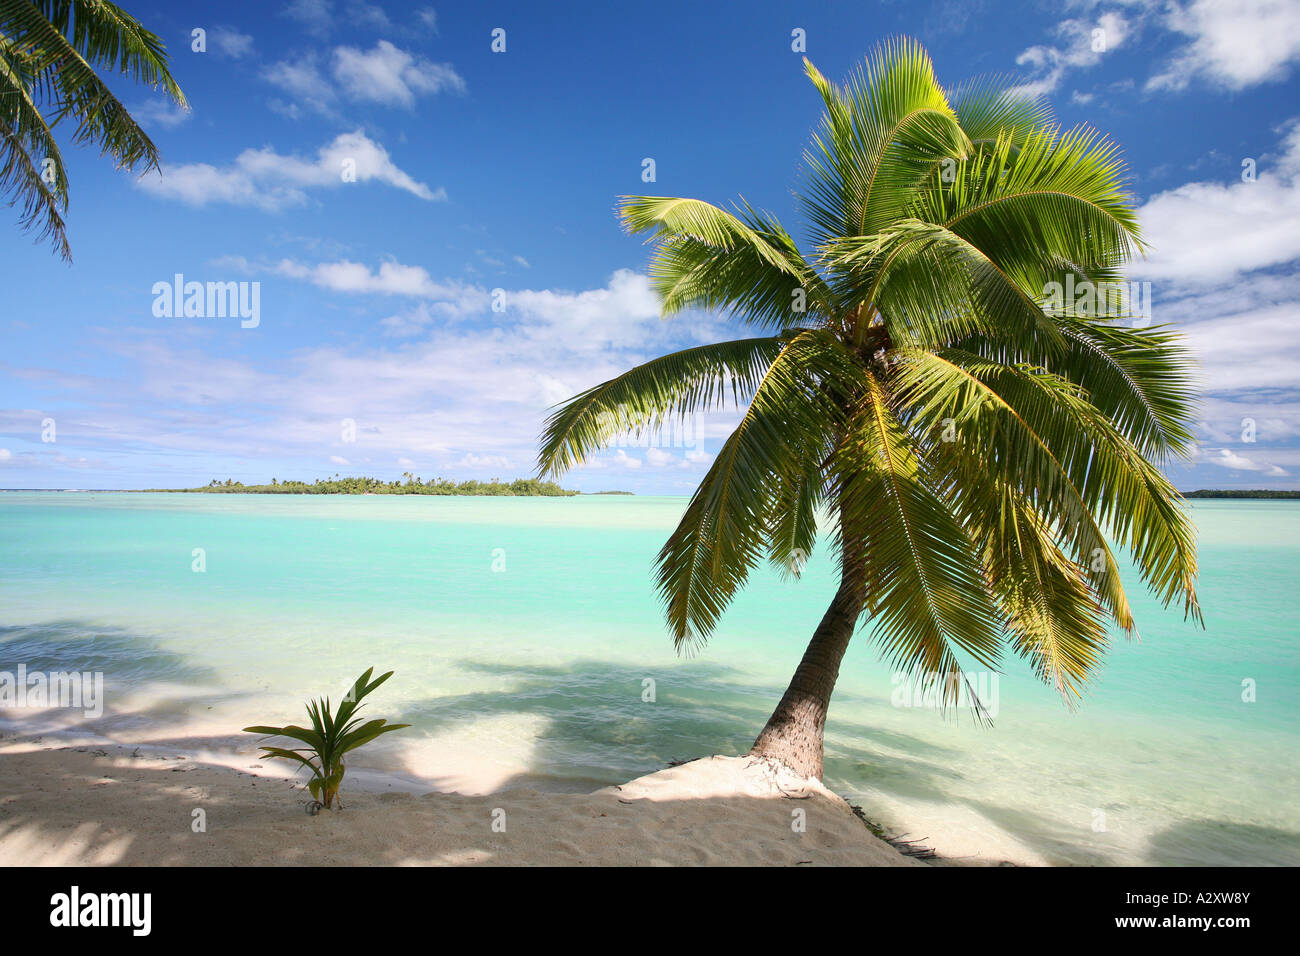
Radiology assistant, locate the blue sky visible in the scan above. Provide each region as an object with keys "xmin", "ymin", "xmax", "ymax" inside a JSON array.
[{"xmin": 3, "ymin": 0, "xmax": 1300, "ymax": 492}]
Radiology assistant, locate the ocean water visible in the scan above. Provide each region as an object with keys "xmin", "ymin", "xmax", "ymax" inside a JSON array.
[{"xmin": 0, "ymin": 492, "xmax": 1296, "ymax": 865}]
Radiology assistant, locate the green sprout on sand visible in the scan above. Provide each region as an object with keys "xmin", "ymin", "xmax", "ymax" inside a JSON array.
[{"xmin": 244, "ymin": 668, "xmax": 409, "ymax": 811}]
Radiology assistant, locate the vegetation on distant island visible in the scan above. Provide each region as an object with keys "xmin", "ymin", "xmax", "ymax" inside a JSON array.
[
  {"xmin": 144, "ymin": 474, "xmax": 580, "ymax": 496},
  {"xmin": 244, "ymin": 668, "xmax": 408, "ymax": 812},
  {"xmin": 539, "ymin": 40, "xmax": 1201, "ymax": 779},
  {"xmin": 1184, "ymin": 489, "xmax": 1300, "ymax": 499}
]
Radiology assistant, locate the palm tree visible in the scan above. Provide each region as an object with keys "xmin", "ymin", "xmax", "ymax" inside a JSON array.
[
  {"xmin": 1, "ymin": 0, "xmax": 186, "ymax": 260},
  {"xmin": 538, "ymin": 39, "xmax": 1201, "ymax": 779}
]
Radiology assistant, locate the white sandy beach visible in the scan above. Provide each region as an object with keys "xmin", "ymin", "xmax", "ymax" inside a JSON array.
[{"xmin": 0, "ymin": 738, "xmax": 926, "ymax": 867}]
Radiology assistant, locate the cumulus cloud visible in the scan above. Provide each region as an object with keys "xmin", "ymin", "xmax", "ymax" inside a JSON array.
[
  {"xmin": 332, "ymin": 41, "xmax": 465, "ymax": 106},
  {"xmin": 1012, "ymin": 12, "xmax": 1130, "ymax": 97},
  {"xmin": 136, "ymin": 131, "xmax": 442, "ymax": 210},
  {"xmin": 264, "ymin": 41, "xmax": 464, "ymax": 117},
  {"xmin": 1148, "ymin": 0, "xmax": 1300, "ymax": 91},
  {"xmin": 1126, "ymin": 121, "xmax": 1300, "ymax": 487},
  {"xmin": 1132, "ymin": 121, "xmax": 1300, "ymax": 286},
  {"xmin": 269, "ymin": 261, "xmax": 671, "ymax": 350},
  {"xmin": 263, "ymin": 54, "xmax": 336, "ymax": 119},
  {"xmin": 210, "ymin": 26, "xmax": 254, "ymax": 58}
]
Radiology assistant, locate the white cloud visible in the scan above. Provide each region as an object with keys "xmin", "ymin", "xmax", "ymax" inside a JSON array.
[
  {"xmin": 1207, "ymin": 449, "xmax": 1288, "ymax": 475},
  {"xmin": 1013, "ymin": 12, "xmax": 1130, "ymax": 97},
  {"xmin": 510, "ymin": 268, "xmax": 660, "ymax": 330},
  {"xmin": 329, "ymin": 455, "xmax": 350, "ymax": 465},
  {"xmin": 0, "ymin": 448, "xmax": 11, "ymax": 461},
  {"xmin": 136, "ymin": 131, "xmax": 442, "ymax": 210},
  {"xmin": 355, "ymin": 3, "xmax": 392, "ymax": 31},
  {"xmin": 210, "ymin": 26, "xmax": 254, "ymax": 58},
  {"xmin": 1132, "ymin": 121, "xmax": 1300, "ymax": 285},
  {"xmin": 283, "ymin": 0, "xmax": 333, "ymax": 38},
  {"xmin": 454, "ymin": 454, "xmax": 510, "ymax": 469},
  {"xmin": 1119, "ymin": 120, "xmax": 1300, "ymax": 490},
  {"xmin": 132, "ymin": 98, "xmax": 190, "ymax": 129},
  {"xmin": 265, "ymin": 41, "xmax": 463, "ymax": 118},
  {"xmin": 264, "ymin": 54, "xmax": 336, "ymax": 119},
  {"xmin": 273, "ymin": 259, "xmax": 485, "ymax": 314},
  {"xmin": 536, "ymin": 374, "xmax": 575, "ymax": 406},
  {"xmin": 1148, "ymin": 0, "xmax": 1300, "ymax": 91},
  {"xmin": 8, "ymin": 268, "xmax": 731, "ymax": 487},
  {"xmin": 273, "ymin": 261, "xmax": 673, "ymax": 351},
  {"xmin": 331, "ymin": 41, "xmax": 465, "ymax": 107},
  {"xmin": 1175, "ymin": 301, "xmax": 1300, "ymax": 392}
]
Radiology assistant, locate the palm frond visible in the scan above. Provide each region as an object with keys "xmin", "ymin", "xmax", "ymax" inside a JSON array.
[
  {"xmin": 657, "ymin": 331, "xmax": 864, "ymax": 645},
  {"xmin": 836, "ymin": 374, "xmax": 1004, "ymax": 711},
  {"xmin": 537, "ymin": 335, "xmax": 789, "ymax": 478},
  {"xmin": 620, "ymin": 195, "xmax": 834, "ymax": 327}
]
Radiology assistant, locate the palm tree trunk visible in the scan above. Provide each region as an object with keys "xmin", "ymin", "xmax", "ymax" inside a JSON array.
[{"xmin": 749, "ymin": 566, "xmax": 864, "ymax": 779}]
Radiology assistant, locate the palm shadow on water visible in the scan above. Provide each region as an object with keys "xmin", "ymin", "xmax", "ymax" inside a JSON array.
[
  {"xmin": 392, "ymin": 657, "xmax": 973, "ymax": 803},
  {"xmin": 0, "ymin": 621, "xmax": 220, "ymax": 684},
  {"xmin": 392, "ymin": 658, "xmax": 772, "ymax": 792},
  {"xmin": 389, "ymin": 656, "xmax": 1300, "ymax": 866},
  {"xmin": 1145, "ymin": 819, "xmax": 1300, "ymax": 867},
  {"xmin": 5, "ymin": 624, "xmax": 1294, "ymax": 866},
  {"xmin": 0, "ymin": 620, "xmax": 259, "ymax": 747}
]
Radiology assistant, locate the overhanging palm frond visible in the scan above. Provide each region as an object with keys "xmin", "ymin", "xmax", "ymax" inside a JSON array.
[
  {"xmin": 34, "ymin": 0, "xmax": 185, "ymax": 103},
  {"xmin": 893, "ymin": 347, "xmax": 1139, "ymax": 632},
  {"xmin": 620, "ymin": 195, "xmax": 833, "ymax": 327},
  {"xmin": 826, "ymin": 219, "xmax": 1066, "ymax": 354},
  {"xmin": 0, "ymin": 0, "xmax": 185, "ymax": 258},
  {"xmin": 836, "ymin": 374, "xmax": 1004, "ymax": 710},
  {"xmin": 657, "ymin": 331, "xmax": 863, "ymax": 645},
  {"xmin": 537, "ymin": 334, "xmax": 789, "ymax": 478},
  {"xmin": 989, "ymin": 494, "xmax": 1110, "ymax": 701},
  {"xmin": 919, "ymin": 347, "xmax": 1200, "ymax": 621},
  {"xmin": 964, "ymin": 318, "xmax": 1199, "ymax": 463}
]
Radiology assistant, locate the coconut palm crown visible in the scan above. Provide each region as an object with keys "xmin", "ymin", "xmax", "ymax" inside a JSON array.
[{"xmin": 538, "ymin": 38, "xmax": 1201, "ymax": 778}]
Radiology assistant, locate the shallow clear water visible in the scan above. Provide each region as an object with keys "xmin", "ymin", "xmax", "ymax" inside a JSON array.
[{"xmin": 0, "ymin": 492, "xmax": 1296, "ymax": 865}]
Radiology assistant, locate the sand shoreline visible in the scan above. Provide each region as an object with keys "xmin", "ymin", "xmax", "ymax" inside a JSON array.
[{"xmin": 0, "ymin": 737, "xmax": 941, "ymax": 866}]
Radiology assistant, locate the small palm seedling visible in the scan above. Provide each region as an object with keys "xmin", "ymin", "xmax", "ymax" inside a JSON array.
[{"xmin": 244, "ymin": 667, "xmax": 409, "ymax": 811}]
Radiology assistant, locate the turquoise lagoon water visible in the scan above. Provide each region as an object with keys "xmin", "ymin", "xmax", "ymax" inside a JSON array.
[{"xmin": 0, "ymin": 492, "xmax": 1296, "ymax": 865}]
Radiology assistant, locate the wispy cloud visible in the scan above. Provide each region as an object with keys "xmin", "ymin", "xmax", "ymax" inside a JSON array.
[
  {"xmin": 1012, "ymin": 11, "xmax": 1130, "ymax": 97},
  {"xmin": 209, "ymin": 26, "xmax": 254, "ymax": 58},
  {"xmin": 131, "ymin": 98, "xmax": 191, "ymax": 130},
  {"xmin": 3, "ymin": 270, "xmax": 730, "ymax": 483},
  {"xmin": 135, "ymin": 131, "xmax": 443, "ymax": 210}
]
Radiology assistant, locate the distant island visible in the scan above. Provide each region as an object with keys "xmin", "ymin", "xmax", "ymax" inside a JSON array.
[
  {"xmin": 141, "ymin": 476, "xmax": 584, "ymax": 496},
  {"xmin": 1183, "ymin": 489, "xmax": 1300, "ymax": 499}
]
